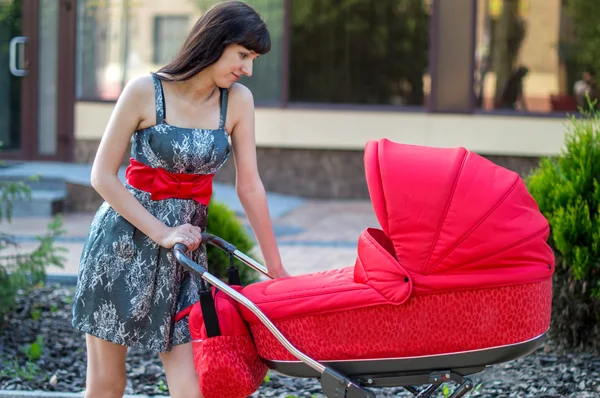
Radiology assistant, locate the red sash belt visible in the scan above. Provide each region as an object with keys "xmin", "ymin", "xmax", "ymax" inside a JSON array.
[{"xmin": 125, "ymin": 158, "xmax": 213, "ymax": 206}]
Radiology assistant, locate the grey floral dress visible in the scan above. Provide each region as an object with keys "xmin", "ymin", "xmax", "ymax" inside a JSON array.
[{"xmin": 72, "ymin": 73, "xmax": 231, "ymax": 352}]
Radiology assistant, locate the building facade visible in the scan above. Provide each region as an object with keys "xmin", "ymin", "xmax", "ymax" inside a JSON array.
[{"xmin": 0, "ymin": 0, "xmax": 583, "ymax": 198}]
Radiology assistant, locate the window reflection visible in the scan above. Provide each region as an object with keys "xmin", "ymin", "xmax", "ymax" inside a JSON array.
[
  {"xmin": 76, "ymin": 0, "xmax": 283, "ymax": 103},
  {"xmin": 289, "ymin": 0, "xmax": 430, "ymax": 106},
  {"xmin": 474, "ymin": 0, "xmax": 599, "ymax": 114}
]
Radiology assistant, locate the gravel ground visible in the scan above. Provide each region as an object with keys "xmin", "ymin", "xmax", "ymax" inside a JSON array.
[{"xmin": 1, "ymin": 285, "xmax": 598, "ymax": 397}]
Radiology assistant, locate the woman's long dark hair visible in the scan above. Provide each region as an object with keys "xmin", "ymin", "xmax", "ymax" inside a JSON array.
[{"xmin": 156, "ymin": 1, "xmax": 270, "ymax": 81}]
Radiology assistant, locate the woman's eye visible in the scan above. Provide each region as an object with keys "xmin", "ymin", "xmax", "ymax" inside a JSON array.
[{"xmin": 239, "ymin": 53, "xmax": 248, "ymax": 59}]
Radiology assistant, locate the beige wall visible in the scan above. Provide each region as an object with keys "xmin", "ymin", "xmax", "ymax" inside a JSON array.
[
  {"xmin": 519, "ymin": 0, "xmax": 561, "ymax": 74},
  {"xmin": 75, "ymin": 101, "xmax": 566, "ymax": 156}
]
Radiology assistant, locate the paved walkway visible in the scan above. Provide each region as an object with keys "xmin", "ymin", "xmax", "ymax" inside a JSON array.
[{"xmin": 0, "ymin": 198, "xmax": 379, "ymax": 280}]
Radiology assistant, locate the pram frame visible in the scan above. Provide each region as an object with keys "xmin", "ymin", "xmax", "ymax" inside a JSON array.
[{"xmin": 174, "ymin": 233, "xmax": 547, "ymax": 398}]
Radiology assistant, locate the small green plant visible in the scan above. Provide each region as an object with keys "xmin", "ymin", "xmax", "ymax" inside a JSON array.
[
  {"xmin": 19, "ymin": 335, "xmax": 44, "ymax": 362},
  {"xmin": 0, "ymin": 359, "xmax": 42, "ymax": 381},
  {"xmin": 50, "ymin": 303, "xmax": 58, "ymax": 313},
  {"xmin": 157, "ymin": 379, "xmax": 168, "ymax": 392},
  {"xmin": 0, "ymin": 180, "xmax": 30, "ymax": 223},
  {"xmin": 206, "ymin": 199, "xmax": 261, "ymax": 285},
  {"xmin": 30, "ymin": 306, "xmax": 42, "ymax": 321},
  {"xmin": 442, "ymin": 383, "xmax": 450, "ymax": 397},
  {"xmin": 0, "ymin": 215, "xmax": 66, "ymax": 322},
  {"xmin": 0, "ymin": 145, "xmax": 67, "ymax": 322},
  {"xmin": 526, "ymin": 102, "xmax": 600, "ymax": 348}
]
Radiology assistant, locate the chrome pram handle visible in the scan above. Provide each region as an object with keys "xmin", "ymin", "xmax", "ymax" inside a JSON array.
[
  {"xmin": 200, "ymin": 232, "xmax": 271, "ymax": 279},
  {"xmin": 173, "ymin": 238, "xmax": 376, "ymax": 398}
]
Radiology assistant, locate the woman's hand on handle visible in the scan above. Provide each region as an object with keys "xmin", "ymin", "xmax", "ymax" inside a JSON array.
[
  {"xmin": 269, "ymin": 266, "xmax": 291, "ymax": 279},
  {"xmin": 157, "ymin": 223, "xmax": 202, "ymax": 251}
]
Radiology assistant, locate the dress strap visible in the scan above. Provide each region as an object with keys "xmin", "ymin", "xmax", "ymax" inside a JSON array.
[
  {"xmin": 218, "ymin": 88, "xmax": 229, "ymax": 130},
  {"xmin": 151, "ymin": 73, "xmax": 166, "ymax": 124}
]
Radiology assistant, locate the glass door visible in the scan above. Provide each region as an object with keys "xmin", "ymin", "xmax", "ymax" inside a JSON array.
[
  {"xmin": 0, "ymin": 0, "xmax": 74, "ymax": 161},
  {"xmin": 0, "ymin": 0, "xmax": 23, "ymax": 154}
]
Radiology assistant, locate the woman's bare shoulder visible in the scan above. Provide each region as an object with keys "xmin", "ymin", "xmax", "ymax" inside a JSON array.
[
  {"xmin": 228, "ymin": 83, "xmax": 254, "ymax": 106},
  {"xmin": 225, "ymin": 83, "xmax": 254, "ymax": 134},
  {"xmin": 121, "ymin": 74, "xmax": 156, "ymax": 103},
  {"xmin": 227, "ymin": 82, "xmax": 253, "ymax": 117},
  {"xmin": 115, "ymin": 74, "xmax": 157, "ymax": 129}
]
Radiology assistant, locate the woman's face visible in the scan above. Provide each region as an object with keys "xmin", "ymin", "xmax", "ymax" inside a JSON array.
[{"xmin": 212, "ymin": 44, "xmax": 259, "ymax": 88}]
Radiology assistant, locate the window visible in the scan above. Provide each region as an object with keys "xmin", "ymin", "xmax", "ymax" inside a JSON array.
[
  {"xmin": 153, "ymin": 15, "xmax": 189, "ymax": 66},
  {"xmin": 76, "ymin": 0, "xmax": 284, "ymax": 103},
  {"xmin": 288, "ymin": 0, "xmax": 431, "ymax": 106},
  {"xmin": 76, "ymin": 0, "xmax": 197, "ymax": 100},
  {"xmin": 234, "ymin": 0, "xmax": 284, "ymax": 104},
  {"xmin": 474, "ymin": 0, "xmax": 598, "ymax": 114}
]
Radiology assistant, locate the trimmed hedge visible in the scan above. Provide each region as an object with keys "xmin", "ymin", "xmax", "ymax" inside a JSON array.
[{"xmin": 526, "ymin": 105, "xmax": 600, "ymax": 349}]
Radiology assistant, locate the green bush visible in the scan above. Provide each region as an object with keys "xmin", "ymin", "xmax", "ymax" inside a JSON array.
[
  {"xmin": 526, "ymin": 104, "xmax": 600, "ymax": 349},
  {"xmin": 0, "ymin": 180, "xmax": 66, "ymax": 323},
  {"xmin": 206, "ymin": 200, "xmax": 261, "ymax": 285}
]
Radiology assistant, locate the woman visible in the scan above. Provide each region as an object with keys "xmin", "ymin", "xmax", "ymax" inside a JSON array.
[{"xmin": 72, "ymin": 2, "xmax": 289, "ymax": 397}]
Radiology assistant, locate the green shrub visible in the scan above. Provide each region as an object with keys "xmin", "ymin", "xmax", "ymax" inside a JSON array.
[
  {"xmin": 0, "ymin": 180, "xmax": 66, "ymax": 323},
  {"xmin": 206, "ymin": 200, "xmax": 261, "ymax": 285},
  {"xmin": 526, "ymin": 104, "xmax": 600, "ymax": 349}
]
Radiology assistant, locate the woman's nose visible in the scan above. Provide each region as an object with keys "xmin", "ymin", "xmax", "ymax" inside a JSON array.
[{"xmin": 241, "ymin": 61, "xmax": 253, "ymax": 77}]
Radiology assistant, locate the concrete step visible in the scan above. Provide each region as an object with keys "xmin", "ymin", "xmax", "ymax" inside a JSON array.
[
  {"xmin": 0, "ymin": 175, "xmax": 66, "ymax": 191},
  {"xmin": 9, "ymin": 188, "xmax": 66, "ymax": 218}
]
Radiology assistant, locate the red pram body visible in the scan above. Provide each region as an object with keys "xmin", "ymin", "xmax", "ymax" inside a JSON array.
[{"xmin": 177, "ymin": 139, "xmax": 555, "ymax": 398}]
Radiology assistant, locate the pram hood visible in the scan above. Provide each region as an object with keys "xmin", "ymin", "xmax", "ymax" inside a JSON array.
[{"xmin": 361, "ymin": 139, "xmax": 554, "ymax": 295}]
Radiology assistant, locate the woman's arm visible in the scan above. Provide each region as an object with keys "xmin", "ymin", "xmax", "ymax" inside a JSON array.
[
  {"xmin": 228, "ymin": 84, "xmax": 290, "ymax": 278},
  {"xmin": 90, "ymin": 76, "xmax": 201, "ymax": 250}
]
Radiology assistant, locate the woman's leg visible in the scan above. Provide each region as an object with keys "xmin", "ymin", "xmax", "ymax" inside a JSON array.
[
  {"xmin": 84, "ymin": 334, "xmax": 128, "ymax": 398},
  {"xmin": 160, "ymin": 342, "xmax": 202, "ymax": 398}
]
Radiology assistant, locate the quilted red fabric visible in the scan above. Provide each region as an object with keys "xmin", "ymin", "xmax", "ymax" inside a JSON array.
[
  {"xmin": 250, "ymin": 279, "xmax": 552, "ymax": 361},
  {"xmin": 188, "ymin": 287, "xmax": 267, "ymax": 398}
]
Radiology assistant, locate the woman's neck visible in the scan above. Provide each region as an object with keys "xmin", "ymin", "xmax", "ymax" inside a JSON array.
[{"xmin": 175, "ymin": 69, "xmax": 218, "ymax": 103}]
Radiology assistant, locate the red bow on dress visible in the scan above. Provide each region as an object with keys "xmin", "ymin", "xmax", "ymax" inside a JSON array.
[{"xmin": 125, "ymin": 158, "xmax": 214, "ymax": 206}]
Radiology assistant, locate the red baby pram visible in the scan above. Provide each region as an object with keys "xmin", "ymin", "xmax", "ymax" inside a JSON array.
[{"xmin": 174, "ymin": 139, "xmax": 554, "ymax": 398}]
